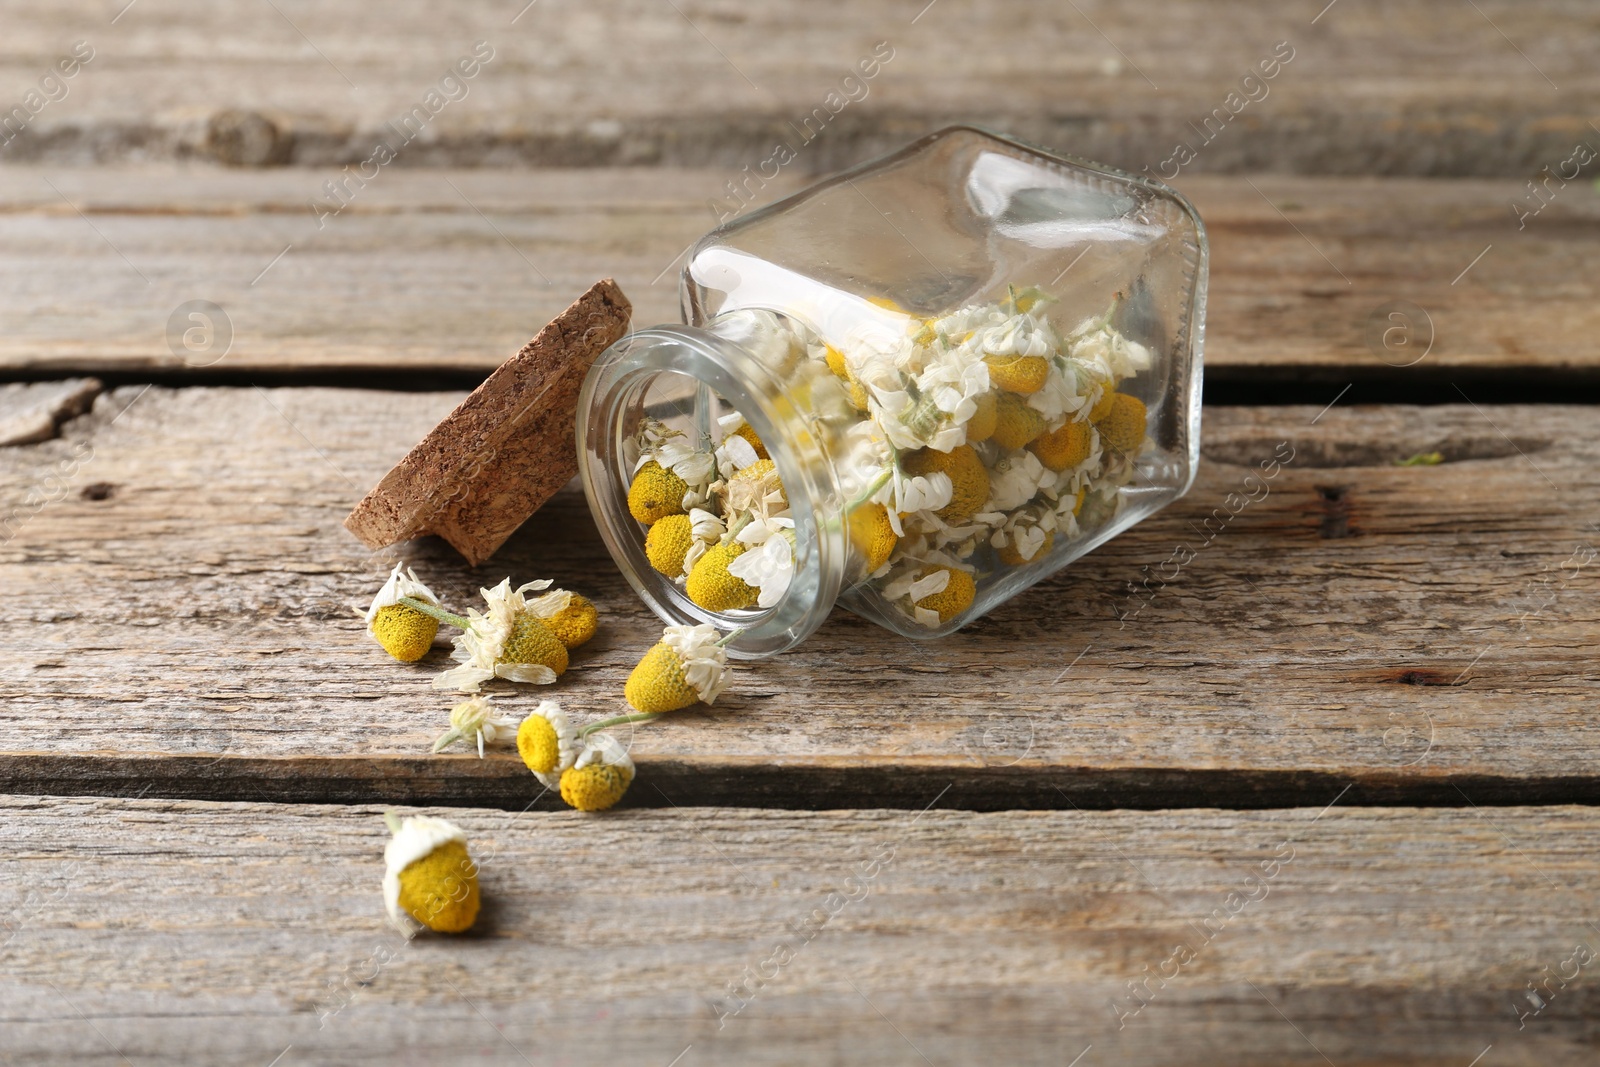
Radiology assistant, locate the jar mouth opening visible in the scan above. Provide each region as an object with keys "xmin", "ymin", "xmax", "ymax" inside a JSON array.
[{"xmin": 577, "ymin": 325, "xmax": 846, "ymax": 660}]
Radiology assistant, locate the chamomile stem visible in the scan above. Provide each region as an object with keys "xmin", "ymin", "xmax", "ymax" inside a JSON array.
[
  {"xmin": 399, "ymin": 596, "xmax": 473, "ymax": 631},
  {"xmin": 846, "ymin": 466, "xmax": 895, "ymax": 512},
  {"xmin": 714, "ymin": 627, "xmax": 745, "ymax": 648},
  {"xmin": 579, "ymin": 712, "xmax": 664, "ymax": 737}
]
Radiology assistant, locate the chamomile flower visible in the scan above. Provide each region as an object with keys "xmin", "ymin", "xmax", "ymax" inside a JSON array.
[
  {"xmin": 682, "ymin": 507, "xmax": 727, "ymax": 575},
  {"xmin": 432, "ymin": 694, "xmax": 517, "ymax": 758},
  {"xmin": 632, "ymin": 418, "xmax": 717, "ymax": 515},
  {"xmin": 1094, "ymin": 393, "xmax": 1148, "ymax": 454},
  {"xmin": 559, "ymin": 732, "xmax": 636, "ymax": 812},
  {"xmin": 625, "ymin": 623, "xmax": 731, "ymax": 713},
  {"xmin": 382, "ymin": 814, "xmax": 480, "ymax": 936},
  {"xmin": 686, "ymin": 540, "xmax": 759, "ymax": 611},
  {"xmin": 526, "ymin": 588, "xmax": 600, "ymax": 649},
  {"xmin": 434, "ymin": 578, "xmax": 568, "ymax": 693},
  {"xmin": 727, "ymin": 526, "xmax": 795, "ymax": 608},
  {"xmin": 903, "ymin": 444, "xmax": 989, "ymax": 525},
  {"xmin": 515, "ymin": 700, "xmax": 578, "ymax": 790},
  {"xmin": 990, "ymin": 504, "xmax": 1058, "ymax": 566},
  {"xmin": 883, "ymin": 558, "xmax": 977, "ymax": 627},
  {"xmin": 983, "ymin": 448, "xmax": 1052, "ymax": 512},
  {"xmin": 364, "ymin": 563, "xmax": 441, "ymax": 662}
]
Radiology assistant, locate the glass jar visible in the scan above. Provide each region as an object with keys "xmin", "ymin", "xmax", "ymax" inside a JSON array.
[{"xmin": 577, "ymin": 126, "xmax": 1207, "ymax": 658}]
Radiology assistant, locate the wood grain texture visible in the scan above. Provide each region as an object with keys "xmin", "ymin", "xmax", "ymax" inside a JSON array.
[
  {"xmin": 2, "ymin": 166, "xmax": 1597, "ymax": 380},
  {"xmin": 1, "ymin": 387, "xmax": 1595, "ymax": 808},
  {"xmin": 2, "ymin": 795, "xmax": 1597, "ymax": 1065},
  {"xmin": 0, "ymin": 0, "xmax": 1595, "ymax": 176}
]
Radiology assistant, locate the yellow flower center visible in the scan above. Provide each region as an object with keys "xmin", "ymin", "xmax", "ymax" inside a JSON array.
[
  {"xmin": 516, "ymin": 713, "xmax": 562, "ymax": 774},
  {"xmin": 1087, "ymin": 386, "xmax": 1118, "ymax": 423},
  {"xmin": 903, "ymin": 444, "xmax": 989, "ymax": 525},
  {"xmin": 560, "ymin": 763, "xmax": 634, "ymax": 812},
  {"xmin": 983, "ymin": 353, "xmax": 1050, "ymax": 395},
  {"xmin": 501, "ymin": 614, "xmax": 569, "ymax": 676},
  {"xmin": 848, "ymin": 502, "xmax": 898, "ymax": 575},
  {"xmin": 1095, "ymin": 393, "xmax": 1147, "ymax": 454},
  {"xmin": 625, "ymin": 642, "xmax": 698, "ymax": 713},
  {"xmin": 990, "ymin": 392, "xmax": 1047, "ymax": 451},
  {"xmin": 915, "ymin": 567, "xmax": 977, "ymax": 622},
  {"xmin": 544, "ymin": 593, "xmax": 599, "ymax": 649},
  {"xmin": 395, "ymin": 839, "xmax": 480, "ymax": 933},
  {"xmin": 965, "ymin": 391, "xmax": 998, "ymax": 443},
  {"xmin": 645, "ymin": 514, "xmax": 694, "ymax": 577},
  {"xmin": 685, "ymin": 541, "xmax": 758, "ymax": 612},
  {"xmin": 628, "ymin": 461, "xmax": 689, "ymax": 524},
  {"xmin": 1030, "ymin": 419, "xmax": 1093, "ymax": 472},
  {"xmin": 370, "ymin": 603, "xmax": 439, "ymax": 662},
  {"xmin": 732, "ymin": 422, "xmax": 768, "ymax": 460}
]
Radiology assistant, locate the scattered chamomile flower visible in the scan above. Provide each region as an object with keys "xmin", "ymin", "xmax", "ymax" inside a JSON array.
[
  {"xmin": 364, "ymin": 563, "xmax": 441, "ymax": 662},
  {"xmin": 625, "ymin": 623, "xmax": 732, "ymax": 713},
  {"xmin": 432, "ymin": 694, "xmax": 517, "ymax": 758},
  {"xmin": 516, "ymin": 700, "xmax": 579, "ymax": 790},
  {"xmin": 527, "ymin": 588, "xmax": 600, "ymax": 649},
  {"xmin": 382, "ymin": 813, "xmax": 480, "ymax": 936},
  {"xmin": 434, "ymin": 578, "xmax": 568, "ymax": 693},
  {"xmin": 560, "ymin": 732, "xmax": 636, "ymax": 812}
]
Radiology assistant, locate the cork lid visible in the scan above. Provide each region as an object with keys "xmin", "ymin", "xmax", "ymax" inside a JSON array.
[{"xmin": 344, "ymin": 278, "xmax": 633, "ymax": 565}]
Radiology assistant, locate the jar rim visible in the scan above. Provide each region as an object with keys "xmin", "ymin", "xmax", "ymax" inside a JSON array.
[{"xmin": 577, "ymin": 323, "xmax": 847, "ymax": 659}]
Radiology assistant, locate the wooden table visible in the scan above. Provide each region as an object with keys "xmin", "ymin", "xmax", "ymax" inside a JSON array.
[{"xmin": 3, "ymin": 2, "xmax": 1598, "ymax": 1063}]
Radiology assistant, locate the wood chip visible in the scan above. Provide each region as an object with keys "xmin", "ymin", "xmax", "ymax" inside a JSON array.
[{"xmin": 343, "ymin": 279, "xmax": 631, "ymax": 564}]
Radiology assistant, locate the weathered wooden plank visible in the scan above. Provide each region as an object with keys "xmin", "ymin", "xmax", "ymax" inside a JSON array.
[
  {"xmin": 2, "ymin": 167, "xmax": 1596, "ymax": 380},
  {"xmin": 1, "ymin": 387, "xmax": 1595, "ymax": 807},
  {"xmin": 1, "ymin": 0, "xmax": 1595, "ymax": 176},
  {"xmin": 2, "ymin": 796, "xmax": 1596, "ymax": 1064}
]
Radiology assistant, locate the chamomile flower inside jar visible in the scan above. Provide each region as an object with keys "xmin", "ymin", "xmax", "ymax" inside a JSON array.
[{"xmin": 578, "ymin": 126, "xmax": 1207, "ymax": 657}]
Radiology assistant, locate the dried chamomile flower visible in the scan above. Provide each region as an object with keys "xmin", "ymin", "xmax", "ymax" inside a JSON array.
[
  {"xmin": 1094, "ymin": 394, "xmax": 1147, "ymax": 454},
  {"xmin": 998, "ymin": 530, "xmax": 1054, "ymax": 566},
  {"xmin": 625, "ymin": 623, "xmax": 731, "ymax": 713},
  {"xmin": 727, "ymin": 420, "xmax": 769, "ymax": 460},
  {"xmin": 1030, "ymin": 419, "xmax": 1094, "ymax": 473},
  {"xmin": 560, "ymin": 732, "xmax": 636, "ymax": 812},
  {"xmin": 825, "ymin": 344, "xmax": 871, "ymax": 411},
  {"xmin": 728, "ymin": 458, "xmax": 788, "ymax": 514},
  {"xmin": 527, "ymin": 588, "xmax": 599, "ymax": 649},
  {"xmin": 645, "ymin": 513, "xmax": 695, "ymax": 577},
  {"xmin": 884, "ymin": 562, "xmax": 977, "ymax": 627},
  {"xmin": 990, "ymin": 391, "xmax": 1047, "ymax": 450},
  {"xmin": 432, "ymin": 694, "xmax": 517, "ymax": 758},
  {"xmin": 364, "ymin": 563, "xmax": 441, "ymax": 662},
  {"xmin": 516, "ymin": 700, "xmax": 578, "ymax": 789},
  {"xmin": 965, "ymin": 391, "xmax": 998, "ymax": 443},
  {"xmin": 849, "ymin": 503, "xmax": 898, "ymax": 575},
  {"xmin": 434, "ymin": 578, "xmax": 568, "ymax": 693},
  {"xmin": 686, "ymin": 540, "xmax": 758, "ymax": 612},
  {"xmin": 983, "ymin": 353, "xmax": 1050, "ymax": 395},
  {"xmin": 727, "ymin": 524, "xmax": 795, "ymax": 609},
  {"xmin": 382, "ymin": 814, "xmax": 480, "ymax": 936},
  {"xmin": 903, "ymin": 445, "xmax": 989, "ymax": 525},
  {"xmin": 628, "ymin": 460, "xmax": 689, "ymax": 524}
]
